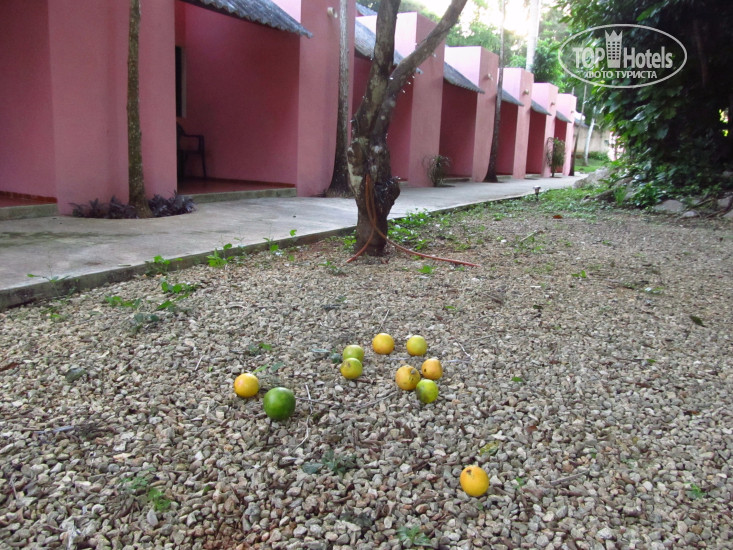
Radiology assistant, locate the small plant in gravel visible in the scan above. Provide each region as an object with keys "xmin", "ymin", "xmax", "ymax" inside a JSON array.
[
  {"xmin": 688, "ymin": 484, "xmax": 707, "ymax": 500},
  {"xmin": 147, "ymin": 487, "xmax": 173, "ymax": 512},
  {"xmin": 160, "ymin": 279, "xmax": 198, "ymax": 297},
  {"xmin": 303, "ymin": 449, "xmax": 357, "ymax": 476},
  {"xmin": 145, "ymin": 255, "xmax": 181, "ymax": 276},
  {"xmin": 417, "ymin": 264, "xmax": 435, "ymax": 275},
  {"xmin": 105, "ymin": 295, "xmax": 142, "ymax": 308},
  {"xmin": 318, "ymin": 260, "xmax": 345, "ymax": 275},
  {"xmin": 396, "ymin": 525, "xmax": 432, "ymax": 546},
  {"xmin": 130, "ymin": 312, "xmax": 161, "ymax": 333},
  {"xmin": 207, "ymin": 244, "xmax": 233, "ymax": 267}
]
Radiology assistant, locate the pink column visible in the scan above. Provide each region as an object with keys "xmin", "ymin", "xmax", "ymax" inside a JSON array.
[
  {"xmin": 442, "ymin": 47, "xmax": 498, "ymax": 181},
  {"xmin": 527, "ymin": 83, "xmax": 558, "ymax": 177},
  {"xmin": 293, "ymin": 0, "xmax": 354, "ymax": 196},
  {"xmin": 357, "ymin": 12, "xmax": 444, "ymax": 187},
  {"xmin": 497, "ymin": 68, "xmax": 533, "ymax": 179}
]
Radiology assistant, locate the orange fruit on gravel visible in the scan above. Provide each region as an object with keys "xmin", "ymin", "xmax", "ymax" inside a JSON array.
[
  {"xmin": 233, "ymin": 373, "xmax": 259, "ymax": 398},
  {"xmin": 406, "ymin": 335, "xmax": 428, "ymax": 356},
  {"xmin": 340, "ymin": 358, "xmax": 363, "ymax": 379},
  {"xmin": 342, "ymin": 344, "xmax": 365, "ymax": 362},
  {"xmin": 395, "ymin": 365, "xmax": 421, "ymax": 390},
  {"xmin": 460, "ymin": 465, "xmax": 490, "ymax": 497},
  {"xmin": 372, "ymin": 333, "xmax": 395, "ymax": 355},
  {"xmin": 421, "ymin": 357, "xmax": 443, "ymax": 380},
  {"xmin": 415, "ymin": 379, "xmax": 439, "ymax": 404},
  {"xmin": 263, "ymin": 387, "xmax": 296, "ymax": 421}
]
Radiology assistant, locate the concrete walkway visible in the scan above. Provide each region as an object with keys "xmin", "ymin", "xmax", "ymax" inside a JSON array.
[{"xmin": 0, "ymin": 175, "xmax": 580, "ymax": 309}]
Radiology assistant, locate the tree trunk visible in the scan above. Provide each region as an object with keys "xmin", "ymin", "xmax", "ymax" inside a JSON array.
[
  {"xmin": 583, "ymin": 112, "xmax": 595, "ymax": 166},
  {"xmin": 127, "ymin": 0, "xmax": 152, "ymax": 218},
  {"xmin": 326, "ymin": 0, "xmax": 353, "ymax": 197},
  {"xmin": 525, "ymin": 0, "xmax": 541, "ymax": 73},
  {"xmin": 348, "ymin": 0, "xmax": 467, "ymax": 255},
  {"xmin": 484, "ymin": 0, "xmax": 505, "ymax": 183}
]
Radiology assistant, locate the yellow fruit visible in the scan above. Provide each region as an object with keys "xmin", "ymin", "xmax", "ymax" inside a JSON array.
[
  {"xmin": 460, "ymin": 465, "xmax": 490, "ymax": 497},
  {"xmin": 406, "ymin": 335, "xmax": 428, "ymax": 356},
  {"xmin": 233, "ymin": 373, "xmax": 259, "ymax": 398},
  {"xmin": 395, "ymin": 365, "xmax": 421, "ymax": 390},
  {"xmin": 421, "ymin": 357, "xmax": 443, "ymax": 380},
  {"xmin": 340, "ymin": 357, "xmax": 363, "ymax": 379},
  {"xmin": 372, "ymin": 333, "xmax": 395, "ymax": 355}
]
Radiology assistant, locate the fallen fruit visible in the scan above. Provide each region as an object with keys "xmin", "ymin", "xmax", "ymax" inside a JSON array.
[
  {"xmin": 460, "ymin": 465, "xmax": 490, "ymax": 497},
  {"xmin": 395, "ymin": 365, "xmax": 421, "ymax": 391},
  {"xmin": 420, "ymin": 357, "xmax": 443, "ymax": 380},
  {"xmin": 340, "ymin": 357, "xmax": 363, "ymax": 379},
  {"xmin": 415, "ymin": 379, "xmax": 439, "ymax": 403},
  {"xmin": 372, "ymin": 333, "xmax": 395, "ymax": 355},
  {"xmin": 263, "ymin": 387, "xmax": 296, "ymax": 421},
  {"xmin": 406, "ymin": 335, "xmax": 428, "ymax": 356},
  {"xmin": 233, "ymin": 373, "xmax": 259, "ymax": 398},
  {"xmin": 342, "ymin": 344, "xmax": 365, "ymax": 362}
]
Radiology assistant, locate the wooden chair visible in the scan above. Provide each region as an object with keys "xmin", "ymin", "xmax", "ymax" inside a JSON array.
[{"xmin": 176, "ymin": 123, "xmax": 207, "ymax": 180}]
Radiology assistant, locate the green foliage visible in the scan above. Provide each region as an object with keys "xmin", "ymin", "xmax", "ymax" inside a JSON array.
[
  {"xmin": 302, "ymin": 449, "xmax": 357, "ymax": 477},
  {"xmin": 545, "ymin": 137, "xmax": 566, "ymax": 177},
  {"xmin": 687, "ymin": 484, "xmax": 707, "ymax": 500},
  {"xmin": 559, "ymin": 0, "xmax": 733, "ymax": 199},
  {"xmin": 105, "ymin": 295, "xmax": 142, "ymax": 308},
  {"xmin": 207, "ymin": 244, "xmax": 233, "ymax": 267},
  {"xmin": 145, "ymin": 255, "xmax": 181, "ymax": 276},
  {"xmin": 426, "ymin": 154, "xmax": 451, "ymax": 186},
  {"xmin": 397, "ymin": 525, "xmax": 432, "ymax": 547}
]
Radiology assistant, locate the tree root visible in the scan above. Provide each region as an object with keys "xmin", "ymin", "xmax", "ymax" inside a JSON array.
[{"xmin": 346, "ymin": 174, "xmax": 480, "ymax": 267}]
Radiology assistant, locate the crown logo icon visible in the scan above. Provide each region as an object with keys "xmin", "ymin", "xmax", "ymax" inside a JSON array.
[{"xmin": 605, "ymin": 31, "xmax": 622, "ymax": 68}]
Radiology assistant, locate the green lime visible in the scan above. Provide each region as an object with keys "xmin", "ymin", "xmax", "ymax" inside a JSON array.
[
  {"xmin": 342, "ymin": 344, "xmax": 365, "ymax": 362},
  {"xmin": 263, "ymin": 387, "xmax": 296, "ymax": 421},
  {"xmin": 415, "ymin": 379, "xmax": 439, "ymax": 404}
]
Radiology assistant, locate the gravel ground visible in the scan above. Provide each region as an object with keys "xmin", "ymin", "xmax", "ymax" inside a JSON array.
[{"xmin": 1, "ymin": 199, "xmax": 732, "ymax": 550}]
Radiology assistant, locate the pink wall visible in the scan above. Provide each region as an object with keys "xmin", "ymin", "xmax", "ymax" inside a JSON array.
[
  {"xmin": 0, "ymin": 1, "xmax": 56, "ymax": 200},
  {"xmin": 293, "ymin": 0, "xmax": 348, "ymax": 196},
  {"xmin": 441, "ymin": 46, "xmax": 498, "ymax": 181},
  {"xmin": 356, "ymin": 13, "xmax": 444, "ymax": 187},
  {"xmin": 526, "ymin": 82, "xmax": 558, "ymax": 176},
  {"xmin": 1, "ymin": 0, "xmax": 175, "ymax": 213},
  {"xmin": 440, "ymin": 85, "xmax": 477, "ymax": 177},
  {"xmin": 555, "ymin": 93, "xmax": 576, "ymax": 176},
  {"xmin": 497, "ymin": 67, "xmax": 533, "ymax": 178},
  {"xmin": 180, "ymin": 2, "xmax": 300, "ymax": 185}
]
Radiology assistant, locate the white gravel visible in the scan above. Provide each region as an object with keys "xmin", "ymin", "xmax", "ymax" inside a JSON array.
[{"xmin": 1, "ymin": 201, "xmax": 732, "ymax": 550}]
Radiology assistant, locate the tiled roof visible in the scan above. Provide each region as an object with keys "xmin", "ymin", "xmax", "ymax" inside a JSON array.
[
  {"xmin": 183, "ymin": 0, "xmax": 313, "ymax": 37},
  {"xmin": 531, "ymin": 100, "xmax": 552, "ymax": 116},
  {"xmin": 501, "ymin": 88, "xmax": 524, "ymax": 106},
  {"xmin": 444, "ymin": 62, "xmax": 484, "ymax": 94},
  {"xmin": 354, "ymin": 19, "xmax": 420, "ymax": 71},
  {"xmin": 555, "ymin": 111, "xmax": 572, "ymax": 123}
]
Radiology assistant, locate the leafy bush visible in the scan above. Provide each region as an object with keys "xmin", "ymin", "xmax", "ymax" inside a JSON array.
[{"xmin": 72, "ymin": 192, "xmax": 195, "ymax": 219}]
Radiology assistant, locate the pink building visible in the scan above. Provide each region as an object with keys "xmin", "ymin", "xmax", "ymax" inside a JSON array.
[
  {"xmin": 0, "ymin": 0, "xmax": 343, "ymax": 214},
  {"xmin": 355, "ymin": 12, "xmax": 446, "ymax": 187},
  {"xmin": 440, "ymin": 47, "xmax": 499, "ymax": 182},
  {"xmin": 496, "ymin": 68, "xmax": 534, "ymax": 179},
  {"xmin": 1, "ymin": 0, "xmax": 577, "ymax": 217}
]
